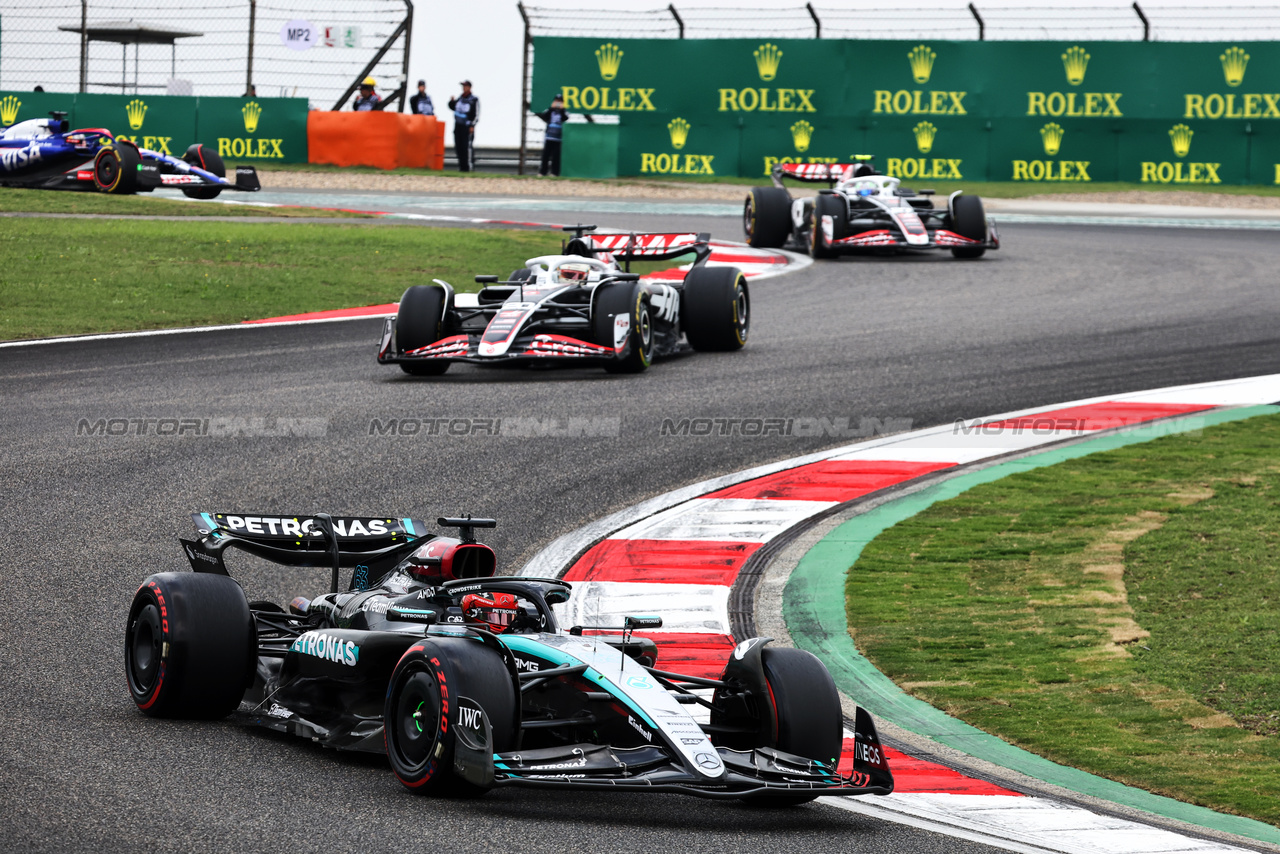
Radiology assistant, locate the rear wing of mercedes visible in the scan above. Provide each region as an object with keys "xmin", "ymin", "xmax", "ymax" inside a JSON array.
[
  {"xmin": 563, "ymin": 225, "xmax": 713, "ymax": 271},
  {"xmin": 180, "ymin": 513, "xmax": 494, "ymax": 594}
]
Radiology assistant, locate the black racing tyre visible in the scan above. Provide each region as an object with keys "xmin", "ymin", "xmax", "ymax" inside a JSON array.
[
  {"xmin": 743, "ymin": 186, "xmax": 792, "ymax": 248},
  {"xmin": 181, "ymin": 143, "xmax": 225, "ymax": 200},
  {"xmin": 384, "ymin": 637, "xmax": 517, "ymax": 796},
  {"xmin": 808, "ymin": 193, "xmax": 845, "ymax": 259},
  {"xmin": 682, "ymin": 266, "xmax": 748, "ymax": 352},
  {"xmin": 93, "ymin": 143, "xmax": 140, "ymax": 194},
  {"xmin": 396, "ymin": 285, "xmax": 451, "ymax": 376},
  {"xmin": 755, "ymin": 647, "xmax": 844, "ymax": 805},
  {"xmin": 125, "ymin": 572, "xmax": 254, "ymax": 719},
  {"xmin": 592, "ymin": 281, "xmax": 653, "ymax": 374},
  {"xmin": 948, "ymin": 194, "xmax": 987, "ymax": 259}
]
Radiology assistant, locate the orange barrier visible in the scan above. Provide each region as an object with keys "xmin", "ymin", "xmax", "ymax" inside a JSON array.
[{"xmin": 307, "ymin": 111, "xmax": 444, "ymax": 170}]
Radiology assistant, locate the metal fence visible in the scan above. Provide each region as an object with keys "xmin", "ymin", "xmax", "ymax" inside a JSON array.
[
  {"xmin": 0, "ymin": 0, "xmax": 412, "ymax": 111},
  {"xmin": 515, "ymin": 2, "xmax": 1280, "ymax": 171}
]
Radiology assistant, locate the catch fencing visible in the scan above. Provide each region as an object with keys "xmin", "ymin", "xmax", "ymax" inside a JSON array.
[{"xmin": 0, "ymin": 0, "xmax": 411, "ymax": 111}]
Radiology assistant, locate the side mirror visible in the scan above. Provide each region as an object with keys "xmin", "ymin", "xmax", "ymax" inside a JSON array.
[
  {"xmin": 475, "ymin": 275, "xmax": 499, "ymax": 283},
  {"xmin": 388, "ymin": 605, "xmax": 437, "ymax": 624},
  {"xmin": 624, "ymin": 615, "xmax": 663, "ymax": 631}
]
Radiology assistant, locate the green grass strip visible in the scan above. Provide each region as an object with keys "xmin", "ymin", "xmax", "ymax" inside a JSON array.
[
  {"xmin": 0, "ymin": 218, "xmax": 560, "ymax": 340},
  {"xmin": 0, "ymin": 187, "xmax": 364, "ymax": 218},
  {"xmin": 785, "ymin": 405, "xmax": 1280, "ymax": 843}
]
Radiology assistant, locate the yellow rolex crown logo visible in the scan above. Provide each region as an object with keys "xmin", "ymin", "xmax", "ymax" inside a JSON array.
[
  {"xmin": 595, "ymin": 43, "xmax": 623, "ymax": 81},
  {"xmin": 667, "ymin": 117, "xmax": 690, "ymax": 149},
  {"xmin": 242, "ymin": 101, "xmax": 262, "ymax": 133},
  {"xmin": 125, "ymin": 98, "xmax": 147, "ymax": 130},
  {"xmin": 0, "ymin": 95, "xmax": 21, "ymax": 127},
  {"xmin": 913, "ymin": 121, "xmax": 937, "ymax": 154},
  {"xmin": 1061, "ymin": 46, "xmax": 1090, "ymax": 86},
  {"xmin": 1039, "ymin": 122, "xmax": 1065, "ymax": 156},
  {"xmin": 754, "ymin": 43, "xmax": 783, "ymax": 81},
  {"xmin": 790, "ymin": 120, "xmax": 814, "ymax": 153},
  {"xmin": 1220, "ymin": 46, "xmax": 1249, "ymax": 87},
  {"xmin": 908, "ymin": 45, "xmax": 936, "ymax": 84},
  {"xmin": 1168, "ymin": 123, "xmax": 1194, "ymax": 158}
]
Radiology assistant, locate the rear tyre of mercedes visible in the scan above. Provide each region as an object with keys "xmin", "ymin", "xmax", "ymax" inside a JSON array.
[
  {"xmin": 593, "ymin": 281, "xmax": 653, "ymax": 374},
  {"xmin": 808, "ymin": 193, "xmax": 845, "ymax": 259},
  {"xmin": 744, "ymin": 187, "xmax": 793, "ymax": 248},
  {"xmin": 181, "ymin": 143, "xmax": 226, "ymax": 200},
  {"xmin": 948, "ymin": 194, "xmax": 988, "ymax": 259},
  {"xmin": 682, "ymin": 266, "xmax": 748, "ymax": 352},
  {"xmin": 125, "ymin": 572, "xmax": 254, "ymax": 719},
  {"xmin": 396, "ymin": 285, "xmax": 451, "ymax": 376},
  {"xmin": 93, "ymin": 143, "xmax": 141, "ymax": 194},
  {"xmin": 384, "ymin": 638, "xmax": 517, "ymax": 796}
]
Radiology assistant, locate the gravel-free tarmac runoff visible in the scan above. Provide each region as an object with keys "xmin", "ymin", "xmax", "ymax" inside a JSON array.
[{"xmin": 2, "ymin": 215, "xmax": 1279, "ymax": 854}]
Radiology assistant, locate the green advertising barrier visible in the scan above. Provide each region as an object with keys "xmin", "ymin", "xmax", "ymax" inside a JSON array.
[
  {"xmin": 561, "ymin": 122, "xmax": 619, "ymax": 178},
  {"xmin": 195, "ymin": 97, "xmax": 308, "ymax": 163},
  {"xmin": 0, "ymin": 91, "xmax": 309, "ymax": 163},
  {"xmin": 532, "ymin": 36, "xmax": 1280, "ymax": 182}
]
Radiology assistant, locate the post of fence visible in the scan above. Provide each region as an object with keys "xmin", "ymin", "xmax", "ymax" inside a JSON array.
[
  {"xmin": 968, "ymin": 3, "xmax": 985, "ymax": 40},
  {"xmin": 1133, "ymin": 2, "xmax": 1150, "ymax": 41},
  {"xmin": 246, "ymin": 0, "xmax": 256, "ymax": 96},
  {"xmin": 517, "ymin": 1, "xmax": 531, "ymax": 175},
  {"xmin": 399, "ymin": 0, "xmax": 414, "ymax": 112},
  {"xmin": 79, "ymin": 0, "xmax": 88, "ymax": 92},
  {"xmin": 806, "ymin": 3, "xmax": 821, "ymax": 38},
  {"xmin": 669, "ymin": 4, "xmax": 684, "ymax": 38}
]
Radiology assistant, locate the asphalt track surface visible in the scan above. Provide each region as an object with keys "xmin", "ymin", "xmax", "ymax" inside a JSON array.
[{"xmin": 3, "ymin": 205, "xmax": 1280, "ymax": 853}]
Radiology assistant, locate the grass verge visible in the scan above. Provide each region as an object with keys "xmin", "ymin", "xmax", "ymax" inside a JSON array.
[
  {"xmin": 0, "ymin": 219, "xmax": 560, "ymax": 339},
  {"xmin": 847, "ymin": 415, "xmax": 1280, "ymax": 825},
  {"xmin": 0, "ymin": 187, "xmax": 368, "ymax": 218}
]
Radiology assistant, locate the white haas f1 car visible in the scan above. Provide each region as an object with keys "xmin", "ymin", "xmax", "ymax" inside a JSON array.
[
  {"xmin": 378, "ymin": 226, "xmax": 749, "ymax": 375},
  {"xmin": 745, "ymin": 160, "xmax": 999, "ymax": 259},
  {"xmin": 124, "ymin": 512, "xmax": 895, "ymax": 802}
]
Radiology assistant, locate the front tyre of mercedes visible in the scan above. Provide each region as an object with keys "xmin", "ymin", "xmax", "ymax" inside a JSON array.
[
  {"xmin": 180, "ymin": 143, "xmax": 226, "ymax": 200},
  {"xmin": 682, "ymin": 266, "xmax": 749, "ymax": 352},
  {"xmin": 948, "ymin": 194, "xmax": 988, "ymax": 259},
  {"xmin": 744, "ymin": 186, "xmax": 792, "ymax": 248},
  {"xmin": 809, "ymin": 193, "xmax": 845, "ymax": 259},
  {"xmin": 384, "ymin": 638, "xmax": 517, "ymax": 796},
  {"xmin": 124, "ymin": 572, "xmax": 254, "ymax": 719},
  {"xmin": 593, "ymin": 281, "xmax": 653, "ymax": 374},
  {"xmin": 396, "ymin": 285, "xmax": 451, "ymax": 376}
]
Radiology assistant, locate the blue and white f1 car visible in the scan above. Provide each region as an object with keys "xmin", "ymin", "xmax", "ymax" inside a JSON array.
[
  {"xmin": 0, "ymin": 111, "xmax": 259, "ymax": 198},
  {"xmin": 124, "ymin": 512, "xmax": 894, "ymax": 802}
]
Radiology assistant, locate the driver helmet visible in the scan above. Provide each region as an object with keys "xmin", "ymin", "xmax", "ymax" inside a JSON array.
[
  {"xmin": 461, "ymin": 592, "xmax": 521, "ymax": 634},
  {"xmin": 555, "ymin": 263, "xmax": 592, "ymax": 284},
  {"xmin": 854, "ymin": 163, "xmax": 877, "ymax": 177}
]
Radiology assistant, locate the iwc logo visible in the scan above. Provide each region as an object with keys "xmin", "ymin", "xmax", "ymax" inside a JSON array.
[
  {"xmin": 125, "ymin": 98, "xmax": 147, "ymax": 130},
  {"xmin": 754, "ymin": 43, "xmax": 783, "ymax": 81},
  {"xmin": 596, "ymin": 43, "xmax": 623, "ymax": 80},
  {"xmin": 790, "ymin": 120, "xmax": 813, "ymax": 152},
  {"xmin": 0, "ymin": 95, "xmax": 20, "ymax": 127}
]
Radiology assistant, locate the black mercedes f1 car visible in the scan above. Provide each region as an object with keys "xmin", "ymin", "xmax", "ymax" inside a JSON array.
[
  {"xmin": 745, "ymin": 160, "xmax": 999, "ymax": 259},
  {"xmin": 377, "ymin": 226, "xmax": 749, "ymax": 375},
  {"xmin": 124, "ymin": 512, "xmax": 894, "ymax": 802}
]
